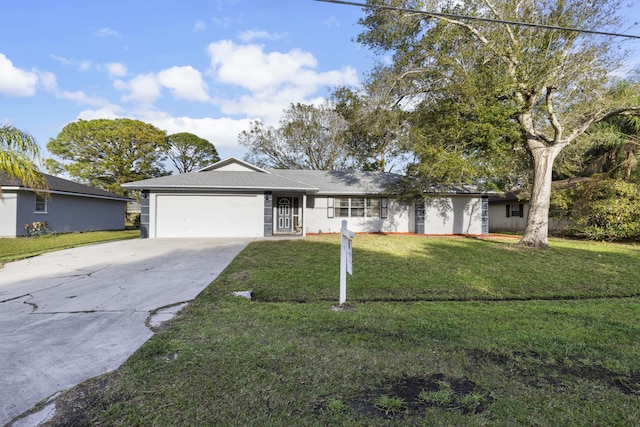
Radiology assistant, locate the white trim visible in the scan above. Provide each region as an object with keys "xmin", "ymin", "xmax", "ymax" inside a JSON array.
[
  {"xmin": 1, "ymin": 186, "xmax": 130, "ymax": 202},
  {"xmin": 196, "ymin": 157, "xmax": 271, "ymax": 173}
]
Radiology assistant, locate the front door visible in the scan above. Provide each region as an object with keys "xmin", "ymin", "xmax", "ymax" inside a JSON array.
[{"xmin": 276, "ymin": 197, "xmax": 293, "ymax": 233}]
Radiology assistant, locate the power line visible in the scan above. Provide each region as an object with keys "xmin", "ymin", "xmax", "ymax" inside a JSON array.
[{"xmin": 315, "ymin": 0, "xmax": 640, "ymax": 40}]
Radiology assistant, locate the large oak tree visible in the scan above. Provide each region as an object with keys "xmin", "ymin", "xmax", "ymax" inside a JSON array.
[
  {"xmin": 47, "ymin": 118, "xmax": 169, "ymax": 196},
  {"xmin": 356, "ymin": 0, "xmax": 640, "ymax": 247}
]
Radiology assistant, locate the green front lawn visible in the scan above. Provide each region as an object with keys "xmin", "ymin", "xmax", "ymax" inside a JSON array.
[
  {"xmin": 41, "ymin": 235, "xmax": 640, "ymax": 426},
  {"xmin": 0, "ymin": 229, "xmax": 139, "ymax": 263}
]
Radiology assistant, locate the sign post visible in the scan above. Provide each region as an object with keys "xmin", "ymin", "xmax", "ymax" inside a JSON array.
[{"xmin": 340, "ymin": 220, "xmax": 355, "ymax": 305}]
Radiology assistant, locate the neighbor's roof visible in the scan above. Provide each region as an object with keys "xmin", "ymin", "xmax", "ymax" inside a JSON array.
[{"xmin": 0, "ymin": 173, "xmax": 131, "ymax": 201}]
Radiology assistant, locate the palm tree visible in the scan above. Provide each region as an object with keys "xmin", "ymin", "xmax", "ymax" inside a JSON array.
[{"xmin": 0, "ymin": 125, "xmax": 48, "ymax": 196}]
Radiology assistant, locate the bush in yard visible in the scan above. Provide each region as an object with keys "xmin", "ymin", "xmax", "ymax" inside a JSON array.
[
  {"xmin": 24, "ymin": 221, "xmax": 52, "ymax": 237},
  {"xmin": 551, "ymin": 179, "xmax": 640, "ymax": 241}
]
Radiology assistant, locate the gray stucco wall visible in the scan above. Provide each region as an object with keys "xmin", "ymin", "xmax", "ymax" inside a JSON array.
[{"xmin": 14, "ymin": 191, "xmax": 126, "ymax": 237}]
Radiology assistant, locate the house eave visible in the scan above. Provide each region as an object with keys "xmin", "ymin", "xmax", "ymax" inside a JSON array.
[
  {"xmin": 122, "ymin": 184, "xmax": 319, "ymax": 193},
  {"xmin": 1, "ymin": 186, "xmax": 132, "ymax": 202}
]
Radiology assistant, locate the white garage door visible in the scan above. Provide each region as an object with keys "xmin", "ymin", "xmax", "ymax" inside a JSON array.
[{"xmin": 155, "ymin": 194, "xmax": 260, "ymax": 238}]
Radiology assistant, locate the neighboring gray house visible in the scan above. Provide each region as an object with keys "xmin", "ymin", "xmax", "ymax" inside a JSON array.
[
  {"xmin": 122, "ymin": 157, "xmax": 490, "ymax": 239},
  {"xmin": 0, "ymin": 173, "xmax": 131, "ymax": 237}
]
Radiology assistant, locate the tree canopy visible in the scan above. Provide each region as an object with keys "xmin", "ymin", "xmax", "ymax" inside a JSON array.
[
  {"xmin": 356, "ymin": 0, "xmax": 640, "ymax": 247},
  {"xmin": 47, "ymin": 118, "xmax": 169, "ymax": 196},
  {"xmin": 239, "ymin": 102, "xmax": 353, "ymax": 170},
  {"xmin": 0, "ymin": 125, "xmax": 48, "ymax": 196},
  {"xmin": 166, "ymin": 132, "xmax": 220, "ymax": 173}
]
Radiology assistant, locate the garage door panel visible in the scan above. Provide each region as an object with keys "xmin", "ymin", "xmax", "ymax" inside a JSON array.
[{"xmin": 155, "ymin": 195, "xmax": 258, "ymax": 237}]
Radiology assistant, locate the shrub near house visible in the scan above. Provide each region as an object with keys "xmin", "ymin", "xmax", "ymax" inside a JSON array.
[{"xmin": 551, "ymin": 179, "xmax": 640, "ymax": 241}]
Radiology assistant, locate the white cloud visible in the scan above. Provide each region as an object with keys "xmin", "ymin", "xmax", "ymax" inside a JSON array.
[
  {"xmin": 322, "ymin": 16, "xmax": 341, "ymax": 28},
  {"xmin": 156, "ymin": 66, "xmax": 211, "ymax": 102},
  {"xmin": 145, "ymin": 113, "xmax": 253, "ymax": 153},
  {"xmin": 238, "ymin": 29, "xmax": 287, "ymax": 43},
  {"xmin": 37, "ymin": 70, "xmax": 58, "ymax": 91},
  {"xmin": 194, "ymin": 20, "xmax": 207, "ymax": 32},
  {"xmin": 50, "ymin": 54, "xmax": 72, "ymax": 65},
  {"xmin": 115, "ymin": 73, "xmax": 162, "ymax": 104},
  {"xmin": 105, "ymin": 62, "xmax": 127, "ymax": 78},
  {"xmin": 77, "ymin": 107, "xmax": 122, "ymax": 121},
  {"xmin": 97, "ymin": 27, "xmax": 120, "ymax": 38},
  {"xmin": 58, "ymin": 90, "xmax": 119, "ymax": 109},
  {"xmin": 208, "ymin": 41, "xmax": 314, "ymax": 91},
  {"xmin": 0, "ymin": 54, "xmax": 39, "ymax": 96},
  {"xmin": 207, "ymin": 40, "xmax": 359, "ymax": 121},
  {"xmin": 49, "ymin": 54, "xmax": 93, "ymax": 71}
]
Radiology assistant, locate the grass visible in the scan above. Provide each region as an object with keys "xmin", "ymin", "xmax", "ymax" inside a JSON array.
[
  {"xmin": 39, "ymin": 235, "xmax": 640, "ymax": 426},
  {"xmin": 0, "ymin": 229, "xmax": 139, "ymax": 263}
]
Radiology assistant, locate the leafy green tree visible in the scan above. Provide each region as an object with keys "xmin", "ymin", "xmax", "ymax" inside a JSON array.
[
  {"xmin": 0, "ymin": 125, "xmax": 48, "ymax": 196},
  {"xmin": 47, "ymin": 118, "xmax": 169, "ymax": 195},
  {"xmin": 582, "ymin": 116, "xmax": 640, "ymax": 182},
  {"xmin": 239, "ymin": 102, "xmax": 353, "ymax": 170},
  {"xmin": 551, "ymin": 179, "xmax": 640, "ymax": 241},
  {"xmin": 166, "ymin": 132, "xmax": 220, "ymax": 173},
  {"xmin": 332, "ymin": 84, "xmax": 410, "ymax": 172},
  {"xmin": 356, "ymin": 0, "xmax": 640, "ymax": 247}
]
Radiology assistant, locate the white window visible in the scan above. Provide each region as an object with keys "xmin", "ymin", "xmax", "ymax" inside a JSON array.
[
  {"xmin": 330, "ymin": 197, "xmax": 388, "ymax": 218},
  {"xmin": 35, "ymin": 195, "xmax": 47, "ymax": 213}
]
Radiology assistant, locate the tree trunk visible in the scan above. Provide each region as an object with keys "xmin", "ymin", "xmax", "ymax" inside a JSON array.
[{"xmin": 518, "ymin": 143, "xmax": 564, "ymax": 248}]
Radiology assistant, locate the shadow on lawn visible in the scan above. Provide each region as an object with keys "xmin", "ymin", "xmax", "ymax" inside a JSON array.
[{"xmin": 213, "ymin": 236, "xmax": 640, "ymax": 304}]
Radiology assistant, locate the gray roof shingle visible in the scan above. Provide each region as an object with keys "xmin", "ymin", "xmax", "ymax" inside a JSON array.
[
  {"xmin": 0, "ymin": 173, "xmax": 131, "ymax": 201},
  {"xmin": 121, "ymin": 170, "xmax": 319, "ymax": 192},
  {"xmin": 269, "ymin": 169, "xmax": 401, "ymax": 195}
]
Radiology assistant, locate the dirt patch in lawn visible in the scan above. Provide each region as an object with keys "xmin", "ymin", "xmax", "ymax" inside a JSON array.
[
  {"xmin": 38, "ymin": 373, "xmax": 125, "ymax": 427},
  {"xmin": 468, "ymin": 349, "xmax": 640, "ymax": 395},
  {"xmin": 332, "ymin": 373, "xmax": 494, "ymax": 421}
]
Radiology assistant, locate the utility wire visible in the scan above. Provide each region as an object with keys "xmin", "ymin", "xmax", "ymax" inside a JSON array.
[{"xmin": 315, "ymin": 0, "xmax": 640, "ymax": 40}]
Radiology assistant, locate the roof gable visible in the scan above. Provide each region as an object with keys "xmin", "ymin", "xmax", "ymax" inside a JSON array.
[{"xmin": 197, "ymin": 157, "xmax": 269, "ymax": 173}]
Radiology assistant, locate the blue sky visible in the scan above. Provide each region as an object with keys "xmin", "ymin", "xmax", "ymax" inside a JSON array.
[
  {"xmin": 2, "ymin": 0, "xmax": 640, "ymax": 166},
  {"xmin": 1, "ymin": 0, "xmax": 373, "ymax": 160}
]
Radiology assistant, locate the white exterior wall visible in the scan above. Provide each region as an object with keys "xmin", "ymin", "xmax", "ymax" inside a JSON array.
[
  {"xmin": 0, "ymin": 192, "xmax": 19, "ymax": 237},
  {"xmin": 304, "ymin": 196, "xmax": 410, "ymax": 234},
  {"xmin": 423, "ymin": 196, "xmax": 484, "ymax": 235}
]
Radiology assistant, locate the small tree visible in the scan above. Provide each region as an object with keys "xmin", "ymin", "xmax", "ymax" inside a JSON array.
[
  {"xmin": 0, "ymin": 125, "xmax": 48, "ymax": 197},
  {"xmin": 166, "ymin": 132, "xmax": 220, "ymax": 173}
]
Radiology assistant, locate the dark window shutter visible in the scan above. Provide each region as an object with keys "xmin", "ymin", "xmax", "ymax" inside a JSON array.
[
  {"xmin": 506, "ymin": 204, "xmax": 511, "ymax": 218},
  {"xmin": 519, "ymin": 204, "xmax": 524, "ymax": 218}
]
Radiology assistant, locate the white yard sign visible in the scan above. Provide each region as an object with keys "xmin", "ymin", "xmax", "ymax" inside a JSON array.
[{"xmin": 340, "ymin": 220, "xmax": 355, "ymax": 305}]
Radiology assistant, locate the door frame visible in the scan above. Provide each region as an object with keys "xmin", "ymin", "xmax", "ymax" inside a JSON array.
[{"xmin": 274, "ymin": 195, "xmax": 302, "ymax": 234}]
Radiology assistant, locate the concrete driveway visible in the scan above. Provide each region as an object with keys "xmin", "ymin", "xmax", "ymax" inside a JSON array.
[{"xmin": 0, "ymin": 238, "xmax": 249, "ymax": 426}]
